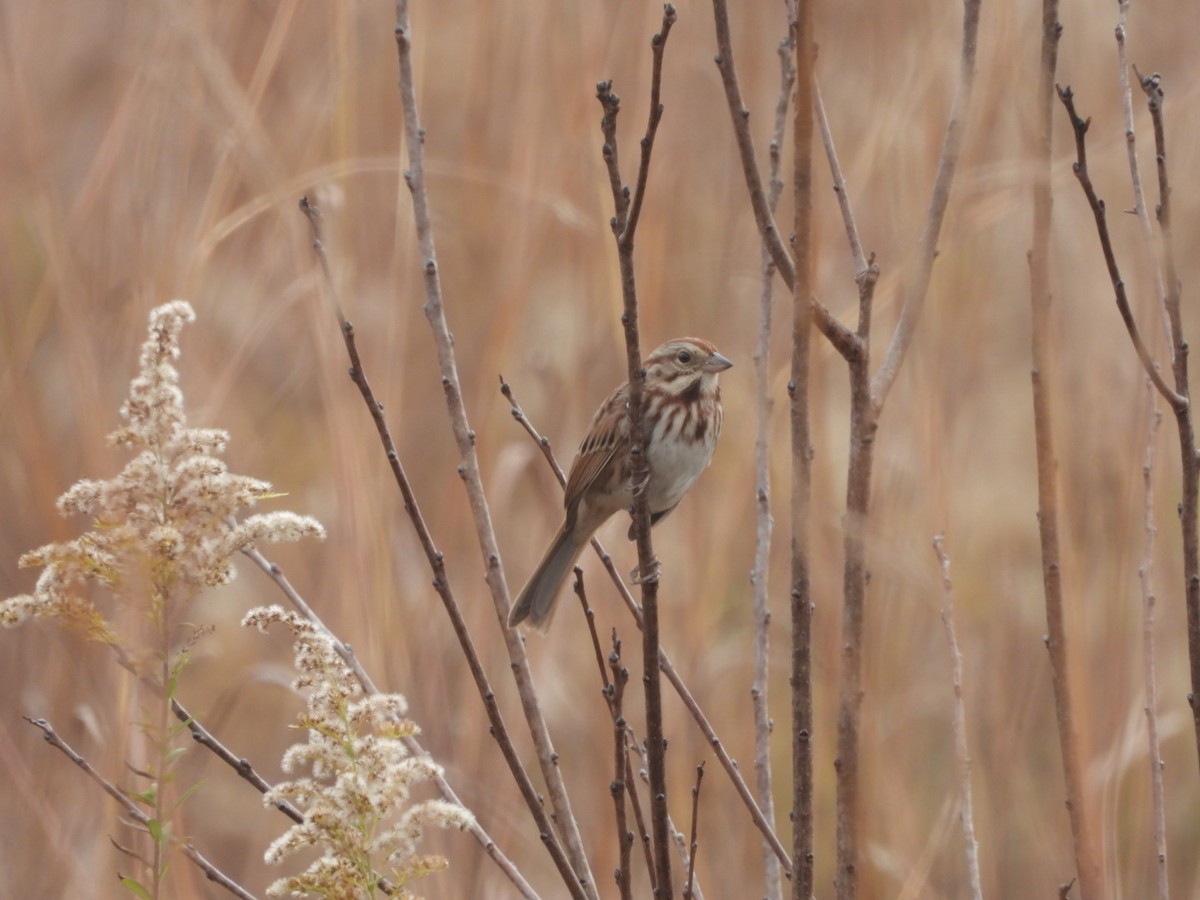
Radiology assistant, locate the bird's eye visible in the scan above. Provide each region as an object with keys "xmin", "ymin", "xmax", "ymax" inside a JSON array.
[{"xmin": 676, "ymin": 350, "xmax": 692, "ymax": 364}]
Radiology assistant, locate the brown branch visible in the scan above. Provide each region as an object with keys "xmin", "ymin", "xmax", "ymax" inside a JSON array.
[
  {"xmin": 608, "ymin": 632, "xmax": 636, "ymax": 900},
  {"xmin": 392, "ymin": 5, "xmax": 597, "ymax": 893},
  {"xmin": 1115, "ymin": 15, "xmax": 1170, "ymax": 346},
  {"xmin": 750, "ymin": 25, "xmax": 793, "ymax": 900},
  {"xmin": 298, "ymin": 199, "xmax": 559, "ymax": 900},
  {"xmin": 1029, "ymin": 5, "xmax": 1104, "ymax": 897},
  {"xmin": 24, "ymin": 717, "xmax": 257, "ymax": 900},
  {"xmin": 502, "ymin": 377, "xmax": 793, "ymax": 871},
  {"xmin": 1136, "ymin": 384, "xmax": 1170, "ymax": 899},
  {"xmin": 1055, "ymin": 86, "xmax": 1184, "ymax": 410},
  {"xmin": 170, "ymin": 697, "xmax": 303, "ymax": 825},
  {"xmin": 709, "ymin": 0, "xmax": 854, "ymax": 356},
  {"xmin": 683, "ymin": 762, "xmax": 705, "ymax": 900},
  {"xmin": 870, "ymin": 0, "xmax": 983, "ymax": 412},
  {"xmin": 1136, "ymin": 71, "xmax": 1200, "ymax": 776},
  {"xmin": 787, "ymin": 2, "xmax": 817, "ymax": 898},
  {"xmin": 931, "ymin": 536, "xmax": 983, "ymax": 900},
  {"xmin": 596, "ymin": 8, "xmax": 678, "ymax": 894}
]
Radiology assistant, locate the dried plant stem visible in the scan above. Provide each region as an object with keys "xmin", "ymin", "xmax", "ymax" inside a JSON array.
[
  {"xmin": 1137, "ymin": 387, "xmax": 1169, "ymax": 899},
  {"xmin": 169, "ymin": 697, "xmax": 303, "ymax": 825},
  {"xmin": 787, "ymin": 2, "xmax": 817, "ymax": 898},
  {"xmin": 296, "ymin": 200, "xmax": 548, "ymax": 898},
  {"xmin": 392, "ymin": 5, "xmax": 596, "ymax": 894},
  {"xmin": 931, "ymin": 536, "xmax": 984, "ymax": 900},
  {"xmin": 573, "ymin": 576, "xmax": 638, "ymax": 899},
  {"xmin": 596, "ymin": 7, "xmax": 678, "ymax": 895},
  {"xmin": 1029, "ymin": 5, "xmax": 1103, "ymax": 897},
  {"xmin": 1114, "ymin": 4, "xmax": 1169, "ymax": 342},
  {"xmin": 1056, "ymin": 88, "xmax": 1183, "ymax": 410},
  {"xmin": 749, "ymin": 25, "xmax": 794, "ymax": 900},
  {"xmin": 24, "ymin": 717, "xmax": 256, "ymax": 900},
  {"xmin": 683, "ymin": 762, "xmax": 705, "ymax": 900},
  {"xmin": 709, "ymin": 0, "xmax": 854, "ymax": 354},
  {"xmin": 502, "ymin": 378, "xmax": 792, "ymax": 871},
  {"xmin": 869, "ymin": 0, "xmax": 982, "ymax": 411},
  {"xmin": 1136, "ymin": 72, "xmax": 1200, "ymax": 778},
  {"xmin": 713, "ymin": 1, "xmax": 979, "ymax": 893}
]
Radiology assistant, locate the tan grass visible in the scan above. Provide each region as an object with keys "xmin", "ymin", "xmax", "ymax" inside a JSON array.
[{"xmin": 2, "ymin": 0, "xmax": 1200, "ymax": 896}]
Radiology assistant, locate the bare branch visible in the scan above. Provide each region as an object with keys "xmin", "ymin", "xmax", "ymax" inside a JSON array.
[
  {"xmin": 24, "ymin": 717, "xmax": 256, "ymax": 900},
  {"xmin": 596, "ymin": 9, "xmax": 679, "ymax": 893},
  {"xmin": 392, "ymin": 5, "xmax": 597, "ymax": 892},
  {"xmin": 1114, "ymin": 10, "xmax": 1171, "ymax": 347},
  {"xmin": 931, "ymin": 536, "xmax": 984, "ymax": 900},
  {"xmin": 1055, "ymin": 85, "xmax": 1185, "ymax": 411},
  {"xmin": 298, "ymin": 198, "xmax": 558, "ymax": 899},
  {"xmin": 683, "ymin": 762, "xmax": 705, "ymax": 900},
  {"xmin": 709, "ymin": 0, "xmax": 854, "ymax": 355},
  {"xmin": 750, "ymin": 26, "xmax": 793, "ymax": 900},
  {"xmin": 1136, "ymin": 385, "xmax": 1169, "ymax": 900},
  {"xmin": 871, "ymin": 0, "xmax": 983, "ymax": 411},
  {"xmin": 170, "ymin": 697, "xmax": 303, "ymax": 825},
  {"xmin": 787, "ymin": 1, "xmax": 817, "ymax": 896},
  {"xmin": 1135, "ymin": 66, "xmax": 1200, "ymax": 783},
  {"xmin": 1029, "ymin": 5, "xmax": 1104, "ymax": 896}
]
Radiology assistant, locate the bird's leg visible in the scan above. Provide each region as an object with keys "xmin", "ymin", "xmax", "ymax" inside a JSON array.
[{"xmin": 629, "ymin": 556, "xmax": 661, "ymax": 585}]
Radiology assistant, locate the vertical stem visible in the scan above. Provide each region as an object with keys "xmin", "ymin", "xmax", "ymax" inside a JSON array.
[
  {"xmin": 1136, "ymin": 391, "xmax": 1169, "ymax": 900},
  {"xmin": 392, "ymin": 5, "xmax": 597, "ymax": 894},
  {"xmin": 788, "ymin": 3, "xmax": 816, "ymax": 898},
  {"xmin": 152, "ymin": 588, "xmax": 171, "ymax": 900},
  {"xmin": 1030, "ymin": 4, "xmax": 1103, "ymax": 897},
  {"xmin": 752, "ymin": 25, "xmax": 795, "ymax": 900},
  {"xmin": 835, "ymin": 354, "xmax": 874, "ymax": 900}
]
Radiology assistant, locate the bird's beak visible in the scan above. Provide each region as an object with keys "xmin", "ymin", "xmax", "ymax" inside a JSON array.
[{"xmin": 703, "ymin": 352, "xmax": 733, "ymax": 373}]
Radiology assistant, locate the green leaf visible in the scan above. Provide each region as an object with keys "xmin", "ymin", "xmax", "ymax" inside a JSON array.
[
  {"xmin": 175, "ymin": 779, "xmax": 206, "ymax": 809},
  {"xmin": 130, "ymin": 788, "xmax": 157, "ymax": 806},
  {"xmin": 147, "ymin": 818, "xmax": 166, "ymax": 846},
  {"xmin": 119, "ymin": 876, "xmax": 152, "ymax": 900}
]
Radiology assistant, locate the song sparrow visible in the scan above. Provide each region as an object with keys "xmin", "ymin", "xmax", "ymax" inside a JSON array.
[{"xmin": 508, "ymin": 337, "xmax": 732, "ymax": 631}]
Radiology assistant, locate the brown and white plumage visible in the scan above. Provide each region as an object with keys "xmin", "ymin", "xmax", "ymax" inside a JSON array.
[{"xmin": 508, "ymin": 337, "xmax": 731, "ymax": 631}]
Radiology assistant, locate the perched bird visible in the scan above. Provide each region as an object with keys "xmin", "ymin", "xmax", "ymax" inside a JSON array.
[{"xmin": 508, "ymin": 337, "xmax": 732, "ymax": 631}]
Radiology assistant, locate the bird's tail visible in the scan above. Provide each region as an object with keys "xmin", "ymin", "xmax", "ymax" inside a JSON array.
[{"xmin": 508, "ymin": 527, "xmax": 587, "ymax": 632}]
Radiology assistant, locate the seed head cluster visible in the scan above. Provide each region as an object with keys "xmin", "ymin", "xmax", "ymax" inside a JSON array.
[
  {"xmin": 244, "ymin": 606, "xmax": 472, "ymax": 898},
  {"xmin": 1, "ymin": 301, "xmax": 325, "ymax": 644}
]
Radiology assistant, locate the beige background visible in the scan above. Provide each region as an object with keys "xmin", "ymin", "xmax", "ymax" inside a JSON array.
[{"xmin": 2, "ymin": 0, "xmax": 1199, "ymax": 896}]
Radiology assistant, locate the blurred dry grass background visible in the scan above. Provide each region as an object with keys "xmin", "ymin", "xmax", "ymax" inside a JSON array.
[{"xmin": 2, "ymin": 0, "xmax": 1200, "ymax": 897}]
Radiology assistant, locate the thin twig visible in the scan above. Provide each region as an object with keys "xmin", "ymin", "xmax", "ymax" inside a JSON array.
[
  {"xmin": 814, "ymin": 78, "xmax": 868, "ymax": 279},
  {"xmin": 1055, "ymin": 86, "xmax": 1184, "ymax": 410},
  {"xmin": 24, "ymin": 717, "xmax": 257, "ymax": 900},
  {"xmin": 709, "ymin": 0, "xmax": 855, "ymax": 354},
  {"xmin": 1136, "ymin": 69, "xmax": 1200, "ymax": 778},
  {"xmin": 572, "ymin": 575, "xmax": 637, "ymax": 900},
  {"xmin": 1115, "ymin": 7, "xmax": 1170, "ymax": 347},
  {"xmin": 931, "ymin": 536, "xmax": 984, "ymax": 900},
  {"xmin": 749, "ymin": 25, "xmax": 793, "ymax": 900},
  {"xmin": 596, "ymin": 8, "xmax": 678, "ymax": 894},
  {"xmin": 1030, "ymin": 5, "xmax": 1104, "ymax": 897},
  {"xmin": 683, "ymin": 762, "xmax": 705, "ymax": 900},
  {"xmin": 608, "ymin": 632, "xmax": 635, "ymax": 900},
  {"xmin": 392, "ymin": 5, "xmax": 597, "ymax": 893},
  {"xmin": 1136, "ymin": 383, "xmax": 1169, "ymax": 899},
  {"xmin": 787, "ymin": 2, "xmax": 818, "ymax": 898},
  {"xmin": 502, "ymin": 377, "xmax": 792, "ymax": 871},
  {"xmin": 298, "ymin": 199, "xmax": 566, "ymax": 899},
  {"xmin": 169, "ymin": 697, "xmax": 303, "ymax": 825},
  {"xmin": 870, "ymin": 0, "xmax": 983, "ymax": 412}
]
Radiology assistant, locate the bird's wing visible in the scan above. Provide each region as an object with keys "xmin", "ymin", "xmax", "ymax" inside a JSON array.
[{"xmin": 563, "ymin": 383, "xmax": 629, "ymax": 528}]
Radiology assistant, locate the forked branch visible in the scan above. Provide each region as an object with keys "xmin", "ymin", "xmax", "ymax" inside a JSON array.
[{"xmin": 596, "ymin": 6, "xmax": 679, "ymax": 895}]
